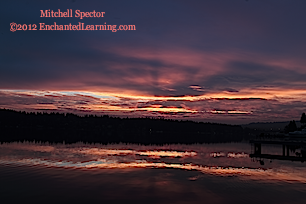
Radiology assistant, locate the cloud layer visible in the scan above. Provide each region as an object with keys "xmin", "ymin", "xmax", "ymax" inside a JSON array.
[{"xmin": 1, "ymin": 0, "xmax": 306, "ymax": 123}]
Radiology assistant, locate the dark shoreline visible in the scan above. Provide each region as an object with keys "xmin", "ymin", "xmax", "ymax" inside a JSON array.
[{"xmin": 0, "ymin": 109, "xmax": 256, "ymax": 145}]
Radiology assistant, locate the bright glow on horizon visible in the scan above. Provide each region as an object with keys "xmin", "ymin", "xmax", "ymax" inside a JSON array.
[
  {"xmin": 3, "ymin": 88, "xmax": 306, "ymax": 101},
  {"xmin": 1, "ymin": 88, "xmax": 305, "ymax": 124}
]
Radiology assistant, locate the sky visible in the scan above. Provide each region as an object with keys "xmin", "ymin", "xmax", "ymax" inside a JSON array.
[{"xmin": 1, "ymin": 0, "xmax": 306, "ymax": 124}]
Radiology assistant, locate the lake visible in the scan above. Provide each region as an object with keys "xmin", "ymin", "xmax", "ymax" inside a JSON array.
[{"xmin": 0, "ymin": 142, "xmax": 305, "ymax": 204}]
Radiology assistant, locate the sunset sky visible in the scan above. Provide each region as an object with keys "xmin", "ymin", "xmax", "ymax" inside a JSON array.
[{"xmin": 1, "ymin": 0, "xmax": 306, "ymax": 124}]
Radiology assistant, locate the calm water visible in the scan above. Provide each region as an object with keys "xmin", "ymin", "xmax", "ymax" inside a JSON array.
[{"xmin": 0, "ymin": 142, "xmax": 305, "ymax": 204}]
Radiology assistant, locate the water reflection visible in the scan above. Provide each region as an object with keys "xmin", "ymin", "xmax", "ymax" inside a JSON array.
[
  {"xmin": 0, "ymin": 142, "xmax": 306, "ymax": 184},
  {"xmin": 210, "ymin": 152, "xmax": 249, "ymax": 158},
  {"xmin": 77, "ymin": 148, "xmax": 197, "ymax": 158}
]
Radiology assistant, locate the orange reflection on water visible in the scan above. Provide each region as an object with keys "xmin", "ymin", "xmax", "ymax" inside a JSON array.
[
  {"xmin": 210, "ymin": 152, "xmax": 226, "ymax": 157},
  {"xmin": 227, "ymin": 152, "xmax": 249, "ymax": 158},
  {"xmin": 1, "ymin": 143, "xmax": 306, "ymax": 184},
  {"xmin": 137, "ymin": 150, "xmax": 197, "ymax": 158},
  {"xmin": 78, "ymin": 148, "xmax": 135, "ymax": 156},
  {"xmin": 210, "ymin": 152, "xmax": 249, "ymax": 158},
  {"xmin": 4, "ymin": 158, "xmax": 306, "ymax": 183},
  {"xmin": 77, "ymin": 148, "xmax": 197, "ymax": 158}
]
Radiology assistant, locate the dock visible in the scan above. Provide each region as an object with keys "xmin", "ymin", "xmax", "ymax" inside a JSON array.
[{"xmin": 250, "ymin": 138, "xmax": 306, "ymax": 162}]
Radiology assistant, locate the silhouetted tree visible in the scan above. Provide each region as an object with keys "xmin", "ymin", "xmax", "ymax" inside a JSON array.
[
  {"xmin": 300, "ymin": 113, "xmax": 306, "ymax": 127},
  {"xmin": 284, "ymin": 120, "xmax": 297, "ymax": 133}
]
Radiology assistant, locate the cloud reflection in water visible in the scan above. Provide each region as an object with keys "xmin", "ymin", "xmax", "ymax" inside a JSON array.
[{"xmin": 0, "ymin": 142, "xmax": 306, "ymax": 184}]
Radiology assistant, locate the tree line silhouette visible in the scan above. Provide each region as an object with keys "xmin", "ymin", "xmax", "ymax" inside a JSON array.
[
  {"xmin": 0, "ymin": 109, "xmax": 252, "ymax": 144},
  {"xmin": 284, "ymin": 112, "xmax": 306, "ymax": 133}
]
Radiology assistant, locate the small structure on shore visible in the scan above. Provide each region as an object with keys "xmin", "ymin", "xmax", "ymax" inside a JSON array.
[
  {"xmin": 250, "ymin": 130, "xmax": 306, "ymax": 163},
  {"xmin": 288, "ymin": 128, "xmax": 306, "ymax": 137}
]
